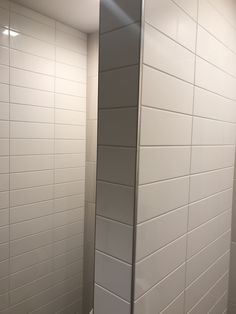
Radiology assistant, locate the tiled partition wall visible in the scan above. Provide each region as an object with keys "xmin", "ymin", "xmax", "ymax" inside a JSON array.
[
  {"xmin": 83, "ymin": 32, "xmax": 98, "ymax": 314},
  {"xmin": 95, "ymin": 0, "xmax": 236, "ymax": 313},
  {"xmin": 94, "ymin": 0, "xmax": 142, "ymax": 313},
  {"xmin": 229, "ymin": 168, "xmax": 236, "ymax": 313},
  {"xmin": 0, "ymin": 0, "xmax": 87, "ymax": 313},
  {"xmin": 135, "ymin": 0, "xmax": 236, "ymax": 313}
]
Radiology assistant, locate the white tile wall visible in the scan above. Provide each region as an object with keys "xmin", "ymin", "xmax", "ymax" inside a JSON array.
[
  {"xmin": 134, "ymin": 0, "xmax": 236, "ymax": 313},
  {"xmin": 0, "ymin": 1, "xmax": 87, "ymax": 313}
]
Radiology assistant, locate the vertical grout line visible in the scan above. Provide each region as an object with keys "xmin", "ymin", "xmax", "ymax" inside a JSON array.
[
  {"xmin": 183, "ymin": 1, "xmax": 200, "ymax": 312},
  {"xmin": 131, "ymin": 1, "xmax": 146, "ymax": 313},
  {"xmin": 8, "ymin": 1, "xmax": 11, "ymax": 310},
  {"xmin": 52, "ymin": 18, "xmax": 56, "ymax": 296}
]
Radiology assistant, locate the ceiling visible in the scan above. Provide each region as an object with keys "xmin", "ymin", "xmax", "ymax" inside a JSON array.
[{"xmin": 13, "ymin": 0, "xmax": 100, "ymax": 33}]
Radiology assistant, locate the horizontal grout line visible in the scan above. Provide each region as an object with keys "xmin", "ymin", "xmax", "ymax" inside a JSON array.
[
  {"xmin": 99, "ymin": 63, "xmax": 139, "ymax": 74},
  {"xmin": 96, "ymin": 249, "xmax": 132, "ymax": 267},
  {"xmin": 98, "ymin": 106, "xmax": 138, "ymax": 112},
  {"xmin": 95, "ymin": 283, "xmax": 131, "ymax": 304},
  {"xmin": 97, "ymin": 178, "xmax": 134, "ymax": 188},
  {"xmin": 100, "ymin": 20, "xmax": 141, "ymax": 36},
  {"xmin": 98, "ymin": 143, "xmax": 137, "ymax": 149},
  {"xmin": 1, "ymin": 82, "xmax": 87, "ymax": 98},
  {"xmin": 140, "ymin": 144, "xmax": 236, "ymax": 148},
  {"xmin": 141, "ymin": 104, "xmax": 236, "ymax": 124},
  {"xmin": 96, "ymin": 213, "xmax": 133, "ymax": 227},
  {"xmin": 97, "ymin": 214, "xmax": 133, "ymax": 228},
  {"xmin": 139, "ymin": 167, "xmax": 234, "ymax": 188},
  {"xmin": 8, "ymin": 64, "xmax": 87, "ymax": 82},
  {"xmin": 137, "ymin": 204, "xmax": 188, "ymax": 227}
]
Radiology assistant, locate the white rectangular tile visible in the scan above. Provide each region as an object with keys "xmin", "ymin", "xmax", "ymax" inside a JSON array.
[
  {"xmin": 185, "ymin": 251, "xmax": 229, "ymax": 311},
  {"xmin": 100, "ymin": 23, "xmax": 140, "ymax": 71},
  {"xmin": 197, "ymin": 26, "xmax": 236, "ymax": 77},
  {"xmin": 187, "ymin": 229, "xmax": 230, "ymax": 287},
  {"xmin": 10, "ymin": 139, "xmax": 53, "ymax": 155},
  {"xmin": 10, "ymin": 200, "xmax": 53, "ymax": 223},
  {"xmin": 10, "ymin": 103, "xmax": 54, "ymax": 123},
  {"xmin": 10, "ymin": 170, "xmax": 53, "ymax": 190},
  {"xmin": 137, "ymin": 176, "xmax": 189, "ymax": 223},
  {"xmin": 56, "ymin": 46, "xmax": 86, "ymax": 68},
  {"xmin": 10, "ymin": 32, "xmax": 54, "ymax": 59},
  {"xmin": 96, "ymin": 216, "xmax": 133, "ymax": 263},
  {"xmin": 0, "ymin": 83, "xmax": 9, "ymax": 102},
  {"xmin": 136, "ymin": 206, "xmax": 188, "ymax": 261},
  {"xmin": 94, "ymin": 285, "xmax": 131, "ymax": 314},
  {"xmin": 55, "ymin": 78, "xmax": 86, "ymax": 97},
  {"xmin": 56, "ymin": 30, "xmax": 86, "ymax": 55},
  {"xmin": 145, "ymin": 0, "xmax": 197, "ymax": 51},
  {"xmin": 188, "ymin": 188, "xmax": 233, "ymax": 231},
  {"xmin": 96, "ymin": 181, "xmax": 134, "ymax": 225},
  {"xmin": 196, "ymin": 57, "xmax": 236, "ymax": 100},
  {"xmin": 192, "ymin": 117, "xmax": 236, "ymax": 145},
  {"xmin": 139, "ymin": 147, "xmax": 191, "ymax": 184},
  {"xmin": 142, "ymin": 65, "xmax": 194, "ymax": 114},
  {"xmin": 0, "ymin": 6, "xmax": 9, "ymax": 27},
  {"xmin": 10, "ymin": 12, "xmax": 55, "ymax": 42},
  {"xmin": 95, "ymin": 251, "xmax": 132, "ymax": 302},
  {"xmin": 10, "ymin": 86, "xmax": 54, "ymax": 108},
  {"xmin": 10, "ymin": 155, "xmax": 53, "ymax": 172},
  {"xmin": 172, "ymin": 0, "xmax": 198, "ymax": 19},
  {"xmin": 0, "ymin": 102, "xmax": 9, "ymax": 120},
  {"xmin": 0, "ymin": 46, "xmax": 9, "ymax": 66},
  {"xmin": 190, "ymin": 167, "xmax": 234, "ymax": 202},
  {"xmin": 134, "ymin": 264, "xmax": 185, "ymax": 314},
  {"xmin": 10, "ymin": 121, "xmax": 54, "ymax": 139},
  {"xmin": 140, "ymin": 107, "xmax": 192, "ymax": 145},
  {"xmin": 55, "ymin": 139, "xmax": 85, "ymax": 154},
  {"xmin": 56, "ymin": 62, "xmax": 86, "ymax": 83},
  {"xmin": 188, "ymin": 273, "xmax": 228, "ymax": 314},
  {"xmin": 55, "ymin": 93, "xmax": 85, "ymax": 112},
  {"xmin": 187, "ymin": 210, "xmax": 231, "ymax": 258},
  {"xmin": 10, "ymin": 68, "xmax": 54, "ymax": 92},
  {"xmin": 194, "ymin": 87, "xmax": 236, "ymax": 123},
  {"xmin": 191, "ymin": 146, "xmax": 235, "ymax": 174},
  {"xmin": 55, "ymin": 109, "xmax": 85, "ymax": 125},
  {"xmin": 10, "ymin": 49, "xmax": 54, "ymax": 76},
  {"xmin": 135, "ymin": 235, "xmax": 186, "ymax": 298},
  {"xmin": 144, "ymin": 23, "xmax": 195, "ymax": 82},
  {"xmin": 10, "ymin": 185, "xmax": 53, "ymax": 207},
  {"xmin": 0, "ymin": 64, "xmax": 9, "ymax": 84}
]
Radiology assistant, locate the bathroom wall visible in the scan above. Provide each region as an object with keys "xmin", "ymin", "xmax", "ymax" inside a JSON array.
[
  {"xmin": 229, "ymin": 170, "xmax": 236, "ymax": 313},
  {"xmin": 94, "ymin": 0, "xmax": 143, "ymax": 313},
  {"xmin": 83, "ymin": 32, "xmax": 98, "ymax": 314},
  {"xmin": 95, "ymin": 0, "xmax": 236, "ymax": 313},
  {"xmin": 0, "ymin": 0, "xmax": 87, "ymax": 312},
  {"xmin": 134, "ymin": 0, "xmax": 236, "ymax": 313}
]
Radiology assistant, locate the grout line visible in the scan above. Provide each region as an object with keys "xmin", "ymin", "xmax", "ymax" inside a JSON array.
[{"xmin": 186, "ymin": 271, "xmax": 229, "ymax": 313}]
